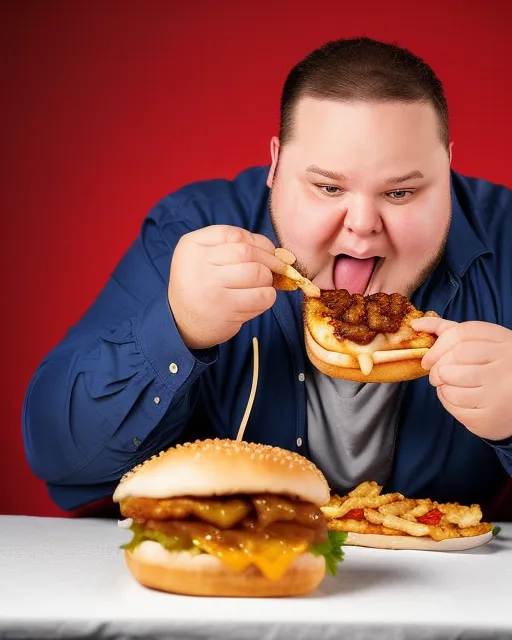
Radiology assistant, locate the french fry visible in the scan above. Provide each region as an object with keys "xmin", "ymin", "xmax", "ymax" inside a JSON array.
[
  {"xmin": 428, "ymin": 524, "xmax": 462, "ymax": 541},
  {"xmin": 379, "ymin": 498, "xmax": 419, "ymax": 517},
  {"xmin": 328, "ymin": 518, "xmax": 407, "ymax": 536},
  {"xmin": 271, "ymin": 272, "xmax": 299, "ymax": 292},
  {"xmin": 274, "ymin": 247, "xmax": 296, "ymax": 265},
  {"xmin": 459, "ymin": 523, "xmax": 493, "ymax": 537},
  {"xmin": 327, "ymin": 493, "xmax": 404, "ymax": 519},
  {"xmin": 405, "ymin": 500, "xmax": 435, "ymax": 519},
  {"xmin": 364, "ymin": 508, "xmax": 431, "ymax": 537},
  {"xmin": 272, "ymin": 249, "xmax": 321, "ymax": 298},
  {"xmin": 347, "ymin": 480, "xmax": 382, "ymax": 498},
  {"xmin": 436, "ymin": 503, "xmax": 483, "ymax": 528},
  {"xmin": 321, "ymin": 481, "xmax": 493, "ymax": 542}
]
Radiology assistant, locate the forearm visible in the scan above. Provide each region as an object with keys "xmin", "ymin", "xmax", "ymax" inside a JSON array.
[{"xmin": 22, "ymin": 289, "xmax": 218, "ymax": 504}]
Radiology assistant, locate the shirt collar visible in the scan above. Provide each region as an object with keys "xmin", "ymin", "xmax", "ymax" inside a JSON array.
[{"xmin": 444, "ymin": 170, "xmax": 492, "ymax": 278}]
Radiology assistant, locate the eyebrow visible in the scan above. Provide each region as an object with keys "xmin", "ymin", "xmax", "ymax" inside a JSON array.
[
  {"xmin": 306, "ymin": 165, "xmax": 424, "ymax": 184},
  {"xmin": 385, "ymin": 170, "xmax": 424, "ymax": 184},
  {"xmin": 306, "ymin": 165, "xmax": 347, "ymax": 181}
]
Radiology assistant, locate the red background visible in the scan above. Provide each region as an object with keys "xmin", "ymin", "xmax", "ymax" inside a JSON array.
[{"xmin": 2, "ymin": 1, "xmax": 511, "ymax": 516}]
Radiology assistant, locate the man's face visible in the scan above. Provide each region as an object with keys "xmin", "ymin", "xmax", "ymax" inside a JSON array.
[{"xmin": 267, "ymin": 98, "xmax": 452, "ymax": 297}]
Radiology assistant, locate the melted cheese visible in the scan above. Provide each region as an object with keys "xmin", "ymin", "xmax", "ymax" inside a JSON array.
[{"xmin": 193, "ymin": 535, "xmax": 310, "ymax": 580}]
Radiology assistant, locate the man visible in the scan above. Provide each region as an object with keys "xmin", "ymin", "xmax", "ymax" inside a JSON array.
[{"xmin": 22, "ymin": 36, "xmax": 512, "ymax": 518}]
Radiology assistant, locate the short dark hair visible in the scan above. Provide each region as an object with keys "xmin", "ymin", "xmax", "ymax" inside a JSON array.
[{"xmin": 279, "ymin": 37, "xmax": 449, "ymax": 149}]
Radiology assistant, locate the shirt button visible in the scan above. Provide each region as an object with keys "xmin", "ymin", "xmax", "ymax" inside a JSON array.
[
  {"xmin": 169, "ymin": 363, "xmax": 178, "ymax": 374},
  {"xmin": 298, "ymin": 373, "xmax": 305, "ymax": 382},
  {"xmin": 153, "ymin": 397, "xmax": 160, "ymax": 404},
  {"xmin": 296, "ymin": 437, "xmax": 303, "ymax": 447}
]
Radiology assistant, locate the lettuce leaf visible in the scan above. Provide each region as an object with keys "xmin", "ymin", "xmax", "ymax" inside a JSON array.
[
  {"xmin": 120, "ymin": 524, "xmax": 202, "ymax": 555},
  {"xmin": 309, "ymin": 530, "xmax": 347, "ymax": 576},
  {"xmin": 121, "ymin": 524, "xmax": 348, "ymax": 577}
]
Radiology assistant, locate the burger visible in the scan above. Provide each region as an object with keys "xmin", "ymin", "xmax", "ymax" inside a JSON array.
[
  {"xmin": 113, "ymin": 438, "xmax": 346, "ymax": 597},
  {"xmin": 303, "ymin": 289, "xmax": 439, "ymax": 383}
]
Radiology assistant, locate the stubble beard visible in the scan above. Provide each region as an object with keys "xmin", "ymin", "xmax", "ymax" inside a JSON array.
[{"xmin": 268, "ymin": 187, "xmax": 313, "ymax": 280}]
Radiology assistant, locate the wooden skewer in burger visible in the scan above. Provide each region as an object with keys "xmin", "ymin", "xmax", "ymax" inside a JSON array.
[{"xmin": 272, "ymin": 248, "xmax": 439, "ymax": 383}]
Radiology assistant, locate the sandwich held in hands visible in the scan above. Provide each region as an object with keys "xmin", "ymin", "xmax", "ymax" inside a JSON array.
[
  {"xmin": 271, "ymin": 247, "xmax": 440, "ymax": 383},
  {"xmin": 304, "ymin": 290, "xmax": 439, "ymax": 382},
  {"xmin": 114, "ymin": 439, "xmax": 346, "ymax": 597},
  {"xmin": 322, "ymin": 481, "xmax": 496, "ymax": 551}
]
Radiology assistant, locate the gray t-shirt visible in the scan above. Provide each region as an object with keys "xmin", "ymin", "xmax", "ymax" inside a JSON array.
[{"xmin": 306, "ymin": 362, "xmax": 402, "ymax": 493}]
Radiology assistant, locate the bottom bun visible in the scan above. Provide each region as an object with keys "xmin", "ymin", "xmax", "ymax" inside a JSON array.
[
  {"xmin": 124, "ymin": 541, "xmax": 326, "ymax": 597},
  {"xmin": 305, "ymin": 328, "xmax": 428, "ymax": 383},
  {"xmin": 345, "ymin": 531, "xmax": 493, "ymax": 551}
]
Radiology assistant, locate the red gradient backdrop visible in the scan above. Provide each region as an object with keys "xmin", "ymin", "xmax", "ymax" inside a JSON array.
[{"xmin": 2, "ymin": 1, "xmax": 511, "ymax": 516}]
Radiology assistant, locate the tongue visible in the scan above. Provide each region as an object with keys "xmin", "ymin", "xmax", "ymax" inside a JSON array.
[{"xmin": 334, "ymin": 256, "xmax": 375, "ymax": 294}]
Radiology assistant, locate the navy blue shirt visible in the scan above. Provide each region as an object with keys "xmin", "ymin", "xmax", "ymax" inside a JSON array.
[{"xmin": 22, "ymin": 166, "xmax": 512, "ymax": 516}]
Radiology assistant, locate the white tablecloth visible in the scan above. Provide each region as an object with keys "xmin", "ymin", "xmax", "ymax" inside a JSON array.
[{"xmin": 0, "ymin": 516, "xmax": 511, "ymax": 639}]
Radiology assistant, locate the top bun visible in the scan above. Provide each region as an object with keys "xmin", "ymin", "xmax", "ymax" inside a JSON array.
[{"xmin": 112, "ymin": 438, "xmax": 330, "ymax": 506}]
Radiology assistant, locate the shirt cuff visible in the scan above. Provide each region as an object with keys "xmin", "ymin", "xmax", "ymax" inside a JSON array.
[{"xmin": 134, "ymin": 288, "xmax": 218, "ymax": 392}]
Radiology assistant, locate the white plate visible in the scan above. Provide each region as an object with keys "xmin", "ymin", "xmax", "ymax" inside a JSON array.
[{"xmin": 345, "ymin": 530, "xmax": 493, "ymax": 551}]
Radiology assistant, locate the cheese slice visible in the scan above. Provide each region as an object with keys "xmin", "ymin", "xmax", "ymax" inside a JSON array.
[{"xmin": 193, "ymin": 535, "xmax": 310, "ymax": 580}]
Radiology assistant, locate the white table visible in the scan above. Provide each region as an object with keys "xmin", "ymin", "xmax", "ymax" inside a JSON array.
[{"xmin": 0, "ymin": 516, "xmax": 511, "ymax": 639}]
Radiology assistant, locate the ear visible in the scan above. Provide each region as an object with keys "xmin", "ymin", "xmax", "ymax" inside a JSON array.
[
  {"xmin": 449, "ymin": 141, "xmax": 454, "ymax": 165},
  {"xmin": 266, "ymin": 136, "xmax": 280, "ymax": 188}
]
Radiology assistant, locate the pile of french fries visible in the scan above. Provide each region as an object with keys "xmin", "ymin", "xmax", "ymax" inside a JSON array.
[{"xmin": 321, "ymin": 481, "xmax": 493, "ymax": 541}]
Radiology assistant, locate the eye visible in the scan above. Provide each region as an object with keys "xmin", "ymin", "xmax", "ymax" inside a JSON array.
[
  {"xmin": 386, "ymin": 189, "xmax": 414, "ymax": 201},
  {"xmin": 317, "ymin": 185, "xmax": 343, "ymax": 196}
]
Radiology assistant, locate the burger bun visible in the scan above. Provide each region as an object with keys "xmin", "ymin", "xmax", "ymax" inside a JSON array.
[
  {"xmin": 124, "ymin": 541, "xmax": 326, "ymax": 597},
  {"xmin": 305, "ymin": 325, "xmax": 430, "ymax": 383}
]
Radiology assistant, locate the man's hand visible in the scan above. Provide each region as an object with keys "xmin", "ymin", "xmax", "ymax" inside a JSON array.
[
  {"xmin": 168, "ymin": 225, "xmax": 285, "ymax": 350},
  {"xmin": 411, "ymin": 317, "xmax": 512, "ymax": 441}
]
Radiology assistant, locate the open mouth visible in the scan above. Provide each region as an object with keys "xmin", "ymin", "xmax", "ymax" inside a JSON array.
[{"xmin": 333, "ymin": 255, "xmax": 383, "ymax": 294}]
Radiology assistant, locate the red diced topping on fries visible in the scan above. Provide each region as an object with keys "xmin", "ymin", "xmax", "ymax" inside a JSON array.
[
  {"xmin": 321, "ymin": 481, "xmax": 493, "ymax": 541},
  {"xmin": 345, "ymin": 508, "xmax": 365, "ymax": 521},
  {"xmin": 416, "ymin": 508, "xmax": 443, "ymax": 526}
]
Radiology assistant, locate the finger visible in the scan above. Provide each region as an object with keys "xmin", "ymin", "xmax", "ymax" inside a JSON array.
[
  {"xmin": 419, "ymin": 324, "xmax": 462, "ymax": 370},
  {"xmin": 410, "ymin": 316, "xmax": 458, "ymax": 336},
  {"xmin": 441, "ymin": 342, "xmax": 495, "ymax": 367},
  {"xmin": 216, "ymin": 262, "xmax": 274, "ymax": 290},
  {"xmin": 437, "ymin": 384, "xmax": 485, "ymax": 410},
  {"xmin": 229, "ymin": 286, "xmax": 277, "ymax": 319},
  {"xmin": 426, "ymin": 343, "xmax": 493, "ymax": 383},
  {"xmin": 435, "ymin": 388, "xmax": 485, "ymax": 426},
  {"xmin": 193, "ymin": 225, "xmax": 276, "ymax": 254},
  {"xmin": 430, "ymin": 363, "xmax": 484, "ymax": 389},
  {"xmin": 207, "ymin": 243, "xmax": 287, "ymax": 274},
  {"xmin": 412, "ymin": 317, "xmax": 507, "ymax": 344},
  {"xmin": 421, "ymin": 324, "xmax": 507, "ymax": 370}
]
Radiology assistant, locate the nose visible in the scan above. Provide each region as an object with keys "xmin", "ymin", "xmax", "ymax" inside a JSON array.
[{"xmin": 342, "ymin": 195, "xmax": 383, "ymax": 236}]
